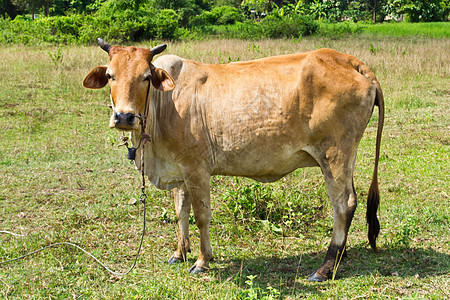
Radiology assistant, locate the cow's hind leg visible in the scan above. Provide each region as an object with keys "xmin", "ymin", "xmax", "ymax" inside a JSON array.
[
  {"xmin": 168, "ymin": 187, "xmax": 192, "ymax": 264},
  {"xmin": 309, "ymin": 150, "xmax": 358, "ymax": 282}
]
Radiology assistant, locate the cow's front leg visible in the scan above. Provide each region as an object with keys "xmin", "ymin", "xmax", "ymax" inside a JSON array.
[
  {"xmin": 168, "ymin": 187, "xmax": 191, "ymax": 264},
  {"xmin": 183, "ymin": 168, "xmax": 213, "ymax": 274}
]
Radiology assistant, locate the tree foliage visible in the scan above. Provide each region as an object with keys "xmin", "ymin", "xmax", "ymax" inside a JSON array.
[
  {"xmin": 2, "ymin": 0, "xmax": 449, "ymax": 22},
  {"xmin": 0, "ymin": 0, "xmax": 448, "ymax": 45},
  {"xmin": 384, "ymin": 0, "xmax": 449, "ymax": 22}
]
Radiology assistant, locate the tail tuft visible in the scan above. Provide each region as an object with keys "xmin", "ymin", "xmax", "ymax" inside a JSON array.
[{"xmin": 366, "ymin": 179, "xmax": 380, "ymax": 251}]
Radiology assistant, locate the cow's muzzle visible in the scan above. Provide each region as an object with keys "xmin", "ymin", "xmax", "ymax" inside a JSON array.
[{"xmin": 114, "ymin": 112, "xmax": 137, "ymax": 130}]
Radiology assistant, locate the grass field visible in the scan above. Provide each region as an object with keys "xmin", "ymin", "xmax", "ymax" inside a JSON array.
[
  {"xmin": 320, "ymin": 22, "xmax": 450, "ymax": 39},
  {"xmin": 0, "ymin": 35, "xmax": 449, "ymax": 299}
]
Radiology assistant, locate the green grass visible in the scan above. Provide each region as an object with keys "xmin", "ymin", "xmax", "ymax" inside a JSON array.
[
  {"xmin": 321, "ymin": 22, "xmax": 450, "ymax": 39},
  {"xmin": 362, "ymin": 22, "xmax": 450, "ymax": 38},
  {"xmin": 0, "ymin": 35, "xmax": 449, "ymax": 299}
]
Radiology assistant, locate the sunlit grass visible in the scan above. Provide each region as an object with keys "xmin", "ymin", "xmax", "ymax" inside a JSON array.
[
  {"xmin": 320, "ymin": 21, "xmax": 450, "ymax": 39},
  {"xmin": 0, "ymin": 36, "xmax": 449, "ymax": 298},
  {"xmin": 362, "ymin": 21, "xmax": 450, "ymax": 38}
]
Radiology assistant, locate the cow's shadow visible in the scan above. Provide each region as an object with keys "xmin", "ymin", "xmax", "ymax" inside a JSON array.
[{"xmin": 207, "ymin": 246, "xmax": 450, "ymax": 296}]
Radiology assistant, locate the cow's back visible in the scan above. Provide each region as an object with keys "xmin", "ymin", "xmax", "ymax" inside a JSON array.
[{"xmin": 151, "ymin": 50, "xmax": 377, "ymax": 181}]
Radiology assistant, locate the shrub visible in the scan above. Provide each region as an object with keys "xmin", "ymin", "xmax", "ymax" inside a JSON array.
[
  {"xmin": 191, "ymin": 5, "xmax": 243, "ymax": 26},
  {"xmin": 178, "ymin": 6, "xmax": 196, "ymax": 27},
  {"xmin": 223, "ymin": 179, "xmax": 326, "ymax": 235},
  {"xmin": 225, "ymin": 180, "xmax": 274, "ymax": 222},
  {"xmin": 213, "ymin": 6, "xmax": 243, "ymax": 25},
  {"xmin": 190, "ymin": 11, "xmax": 214, "ymax": 26},
  {"xmin": 78, "ymin": 13, "xmax": 150, "ymax": 44},
  {"xmin": 36, "ymin": 15, "xmax": 85, "ymax": 44},
  {"xmin": 0, "ymin": 1, "xmax": 182, "ymax": 45},
  {"xmin": 260, "ymin": 14, "xmax": 319, "ymax": 38},
  {"xmin": 0, "ymin": 17, "xmax": 31, "ymax": 44},
  {"xmin": 155, "ymin": 9, "xmax": 179, "ymax": 39},
  {"xmin": 0, "ymin": 15, "xmax": 86, "ymax": 45},
  {"xmin": 87, "ymin": 0, "xmax": 158, "ymax": 43},
  {"xmin": 386, "ymin": 0, "xmax": 448, "ymax": 22},
  {"xmin": 198, "ymin": 13, "xmax": 318, "ymax": 40}
]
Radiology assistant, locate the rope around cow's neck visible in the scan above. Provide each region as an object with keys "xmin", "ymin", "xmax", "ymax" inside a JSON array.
[{"xmin": 139, "ymin": 82, "xmax": 151, "ymax": 201}]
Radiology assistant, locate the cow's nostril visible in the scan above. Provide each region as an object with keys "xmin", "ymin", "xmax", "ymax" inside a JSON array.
[{"xmin": 126, "ymin": 113, "xmax": 135, "ymax": 125}]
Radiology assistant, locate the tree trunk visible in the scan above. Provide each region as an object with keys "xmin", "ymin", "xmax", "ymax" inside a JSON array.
[
  {"xmin": 372, "ymin": 0, "xmax": 377, "ymax": 23},
  {"xmin": 1, "ymin": 0, "xmax": 18, "ymax": 19},
  {"xmin": 45, "ymin": 0, "xmax": 50, "ymax": 17}
]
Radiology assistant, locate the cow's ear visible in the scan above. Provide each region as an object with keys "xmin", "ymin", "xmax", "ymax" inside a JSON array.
[
  {"xmin": 151, "ymin": 68, "xmax": 175, "ymax": 91},
  {"xmin": 83, "ymin": 66, "xmax": 108, "ymax": 89}
]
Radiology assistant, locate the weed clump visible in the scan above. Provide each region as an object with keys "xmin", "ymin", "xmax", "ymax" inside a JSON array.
[{"xmin": 222, "ymin": 178, "xmax": 325, "ymax": 236}]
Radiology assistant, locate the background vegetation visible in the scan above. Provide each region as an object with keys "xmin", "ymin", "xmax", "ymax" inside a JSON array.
[
  {"xmin": 0, "ymin": 30, "xmax": 449, "ymax": 298},
  {"xmin": 0, "ymin": 0, "xmax": 449, "ymax": 44}
]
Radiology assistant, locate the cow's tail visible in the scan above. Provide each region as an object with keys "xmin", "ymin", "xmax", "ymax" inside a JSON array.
[{"xmin": 357, "ymin": 63, "xmax": 385, "ymax": 251}]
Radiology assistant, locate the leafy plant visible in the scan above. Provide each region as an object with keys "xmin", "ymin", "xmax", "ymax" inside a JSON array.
[
  {"xmin": 385, "ymin": 0, "xmax": 448, "ymax": 22},
  {"xmin": 191, "ymin": 5, "xmax": 243, "ymax": 26},
  {"xmin": 239, "ymin": 275, "xmax": 281, "ymax": 300},
  {"xmin": 48, "ymin": 46, "xmax": 64, "ymax": 65},
  {"xmin": 224, "ymin": 179, "xmax": 273, "ymax": 222},
  {"xmin": 386, "ymin": 216, "xmax": 420, "ymax": 249},
  {"xmin": 258, "ymin": 13, "xmax": 318, "ymax": 38},
  {"xmin": 369, "ymin": 43, "xmax": 379, "ymax": 54},
  {"xmin": 223, "ymin": 178, "xmax": 326, "ymax": 235},
  {"xmin": 309, "ymin": 0, "xmax": 328, "ymax": 21}
]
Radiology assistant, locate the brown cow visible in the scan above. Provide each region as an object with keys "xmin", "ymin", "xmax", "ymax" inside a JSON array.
[{"xmin": 83, "ymin": 39, "xmax": 384, "ymax": 281}]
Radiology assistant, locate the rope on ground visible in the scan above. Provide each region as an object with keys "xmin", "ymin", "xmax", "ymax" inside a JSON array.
[
  {"xmin": 0, "ymin": 199, "xmax": 146, "ymax": 277},
  {"xmin": 0, "ymin": 230, "xmax": 25, "ymax": 237}
]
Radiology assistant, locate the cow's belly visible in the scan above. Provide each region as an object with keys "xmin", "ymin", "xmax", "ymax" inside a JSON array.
[{"xmin": 211, "ymin": 146, "xmax": 319, "ymax": 182}]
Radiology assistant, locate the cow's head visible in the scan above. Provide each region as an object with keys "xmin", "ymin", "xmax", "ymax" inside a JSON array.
[{"xmin": 83, "ymin": 38, "xmax": 175, "ymax": 131}]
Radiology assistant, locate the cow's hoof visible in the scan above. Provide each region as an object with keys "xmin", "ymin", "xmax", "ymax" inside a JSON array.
[
  {"xmin": 189, "ymin": 265, "xmax": 205, "ymax": 274},
  {"xmin": 168, "ymin": 255, "xmax": 183, "ymax": 265},
  {"xmin": 308, "ymin": 272, "xmax": 327, "ymax": 282}
]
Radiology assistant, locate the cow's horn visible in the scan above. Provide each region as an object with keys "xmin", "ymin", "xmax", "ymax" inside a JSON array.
[
  {"xmin": 150, "ymin": 44, "xmax": 167, "ymax": 56},
  {"xmin": 97, "ymin": 38, "xmax": 112, "ymax": 53}
]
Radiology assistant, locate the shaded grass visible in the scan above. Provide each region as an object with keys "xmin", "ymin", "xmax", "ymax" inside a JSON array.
[{"xmin": 0, "ymin": 36, "xmax": 449, "ymax": 299}]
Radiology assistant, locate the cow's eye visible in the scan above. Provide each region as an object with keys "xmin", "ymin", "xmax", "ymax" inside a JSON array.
[{"xmin": 105, "ymin": 73, "xmax": 112, "ymax": 80}]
